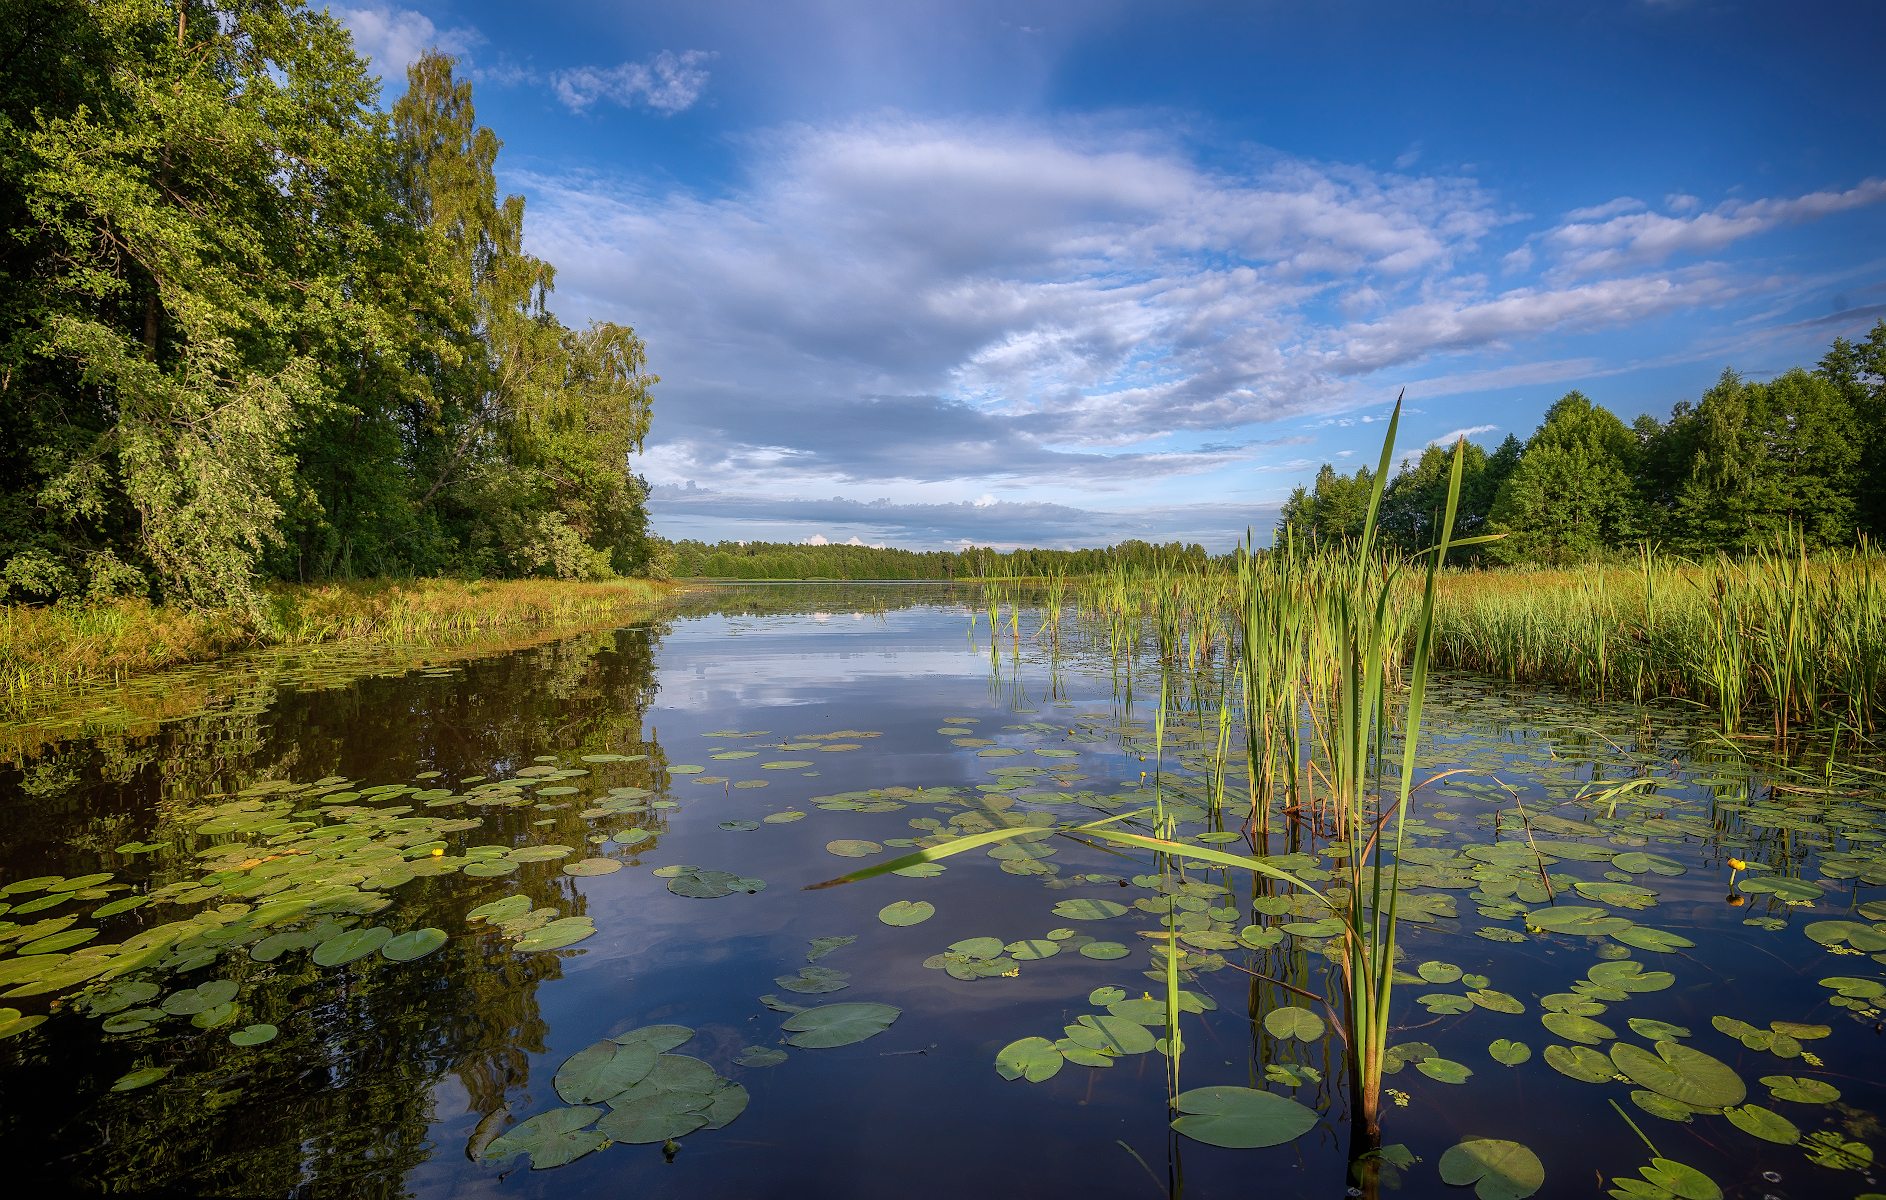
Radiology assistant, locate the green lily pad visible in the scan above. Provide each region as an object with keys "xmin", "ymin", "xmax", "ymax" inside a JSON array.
[
  {"xmin": 1089, "ymin": 986, "xmax": 1127, "ymax": 1005},
  {"xmin": 781, "ymin": 1002, "xmax": 901, "ymax": 1047},
  {"xmin": 229, "ymin": 1023, "xmax": 278, "ymax": 1046},
  {"xmin": 1170, "ymin": 1086, "xmax": 1318, "ymax": 1149},
  {"xmin": 1419, "ymin": 994, "xmax": 1474, "ymax": 1015},
  {"xmin": 563, "ymin": 858, "xmax": 623, "ymax": 876},
  {"xmin": 1762, "ymin": 1075, "xmax": 1839, "ymax": 1103},
  {"xmin": 1541, "ymin": 1013, "xmax": 1615, "ymax": 1045},
  {"xmin": 893, "ymin": 863, "xmax": 947, "ymax": 877},
  {"xmin": 1418, "ymin": 1057, "xmax": 1474, "ymax": 1084},
  {"xmin": 0, "ymin": 1012, "xmax": 47, "ymax": 1039},
  {"xmin": 1631, "ymin": 1090, "xmax": 1699, "ymax": 1122},
  {"xmin": 1612, "ymin": 852, "xmax": 1686, "ymax": 876},
  {"xmin": 463, "ymin": 861, "xmax": 518, "ymax": 877},
  {"xmin": 469, "ymin": 895, "xmax": 533, "ymax": 922},
  {"xmin": 1725, "ymin": 1104, "xmax": 1799, "ymax": 1144},
  {"xmin": 995, "ymin": 1036, "xmax": 1064, "ymax": 1082},
  {"xmin": 826, "ymin": 840, "xmax": 883, "ymax": 858},
  {"xmin": 555, "ymin": 1040, "xmax": 658, "ymax": 1104},
  {"xmin": 761, "ymin": 760, "xmax": 814, "ymax": 769},
  {"xmin": 381, "ymin": 928, "xmax": 447, "ymax": 962},
  {"xmin": 1419, "ymin": 961, "xmax": 1464, "ymax": 983},
  {"xmin": 805, "ymin": 936, "xmax": 856, "ymax": 962},
  {"xmin": 878, "ymin": 901, "xmax": 935, "ymax": 927},
  {"xmin": 1589, "ymin": 961, "xmax": 1675, "ymax": 992},
  {"xmin": 1079, "ymin": 941, "xmax": 1127, "ymax": 960},
  {"xmin": 1469, "ymin": 989, "xmax": 1525, "ymax": 1014},
  {"xmin": 1051, "ymin": 898, "xmax": 1128, "ymax": 920},
  {"xmin": 1611, "ymin": 1040, "xmax": 1745, "ymax": 1108},
  {"xmin": 613, "ymin": 1025, "xmax": 694, "ymax": 1052},
  {"xmin": 1263, "ymin": 1006, "xmax": 1326, "ymax": 1041},
  {"xmin": 734, "ymin": 1045, "xmax": 788, "ymax": 1067},
  {"xmin": 1438, "ymin": 1138, "xmax": 1545, "ymax": 1200},
  {"xmin": 776, "ymin": 966, "xmax": 850, "ymax": 994},
  {"xmin": 1543, "ymin": 1044, "xmax": 1615, "ymax": 1083},
  {"xmin": 110, "ymin": 1065, "xmax": 172, "ymax": 1091},
  {"xmin": 514, "ymin": 918, "xmax": 596, "ymax": 951},
  {"xmin": 1058, "ymin": 1042, "xmax": 1116, "ymax": 1067},
  {"xmin": 1609, "ymin": 926, "xmax": 1696, "ymax": 952},
  {"xmin": 1006, "ymin": 938, "xmax": 1060, "ymax": 959},
  {"xmin": 1489, "ymin": 1039, "xmax": 1531, "ymax": 1065},
  {"xmin": 191, "ymin": 1001, "xmax": 238, "ymax": 1028},
  {"xmin": 1477, "ymin": 927, "xmax": 1528, "ymax": 943},
  {"xmin": 1629, "ymin": 1019, "xmax": 1691, "ymax": 1041},
  {"xmin": 702, "ymin": 1081, "xmax": 749, "ymax": 1129},
  {"xmin": 1076, "ymin": 1014, "xmax": 1156, "ymax": 1054},
  {"xmin": 1634, "ymin": 1158, "xmax": 1721, "ymax": 1200},
  {"xmin": 487, "ymin": 1106, "xmax": 609, "ymax": 1165}
]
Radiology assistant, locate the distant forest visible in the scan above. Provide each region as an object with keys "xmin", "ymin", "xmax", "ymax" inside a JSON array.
[
  {"xmin": 2, "ymin": 7, "xmax": 656, "ymax": 614},
  {"xmin": 668, "ymin": 539, "xmax": 1215, "ymax": 580},
  {"xmin": 1281, "ymin": 325, "xmax": 1886, "ymax": 564}
]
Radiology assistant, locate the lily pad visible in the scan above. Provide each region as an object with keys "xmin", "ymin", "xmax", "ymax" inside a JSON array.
[
  {"xmin": 381, "ymin": 928, "xmax": 447, "ymax": 962},
  {"xmin": 1079, "ymin": 941, "xmax": 1127, "ymax": 959},
  {"xmin": 1418, "ymin": 1058, "xmax": 1474, "ymax": 1084},
  {"xmin": 1631, "ymin": 1090, "xmax": 1699, "ymax": 1122},
  {"xmin": 878, "ymin": 901, "xmax": 935, "ymax": 927},
  {"xmin": 1725, "ymin": 1104, "xmax": 1800, "ymax": 1144},
  {"xmin": 486, "ymin": 1105, "xmax": 609, "ymax": 1166},
  {"xmin": 1629, "ymin": 1019, "xmax": 1691, "ymax": 1041},
  {"xmin": 1489, "ymin": 1039, "xmax": 1531, "ymax": 1065},
  {"xmin": 1543, "ymin": 1044, "xmax": 1615, "ymax": 1083},
  {"xmin": 1611, "ymin": 1040, "xmax": 1745, "ymax": 1108},
  {"xmin": 514, "ymin": 918, "xmax": 596, "ymax": 951},
  {"xmin": 1761, "ymin": 1075, "xmax": 1839, "ymax": 1103},
  {"xmin": 1438, "ymin": 1138, "xmax": 1545, "ymax": 1200},
  {"xmin": 1612, "ymin": 852, "xmax": 1686, "ymax": 876},
  {"xmin": 312, "ymin": 926, "xmax": 391, "ymax": 966},
  {"xmin": 228, "ymin": 1023, "xmax": 278, "ymax": 1046},
  {"xmin": 1170, "ymin": 1086, "xmax": 1318, "ymax": 1149},
  {"xmin": 995, "ymin": 1036, "xmax": 1064, "ymax": 1082},
  {"xmin": 734, "ymin": 1045, "xmax": 788, "ymax": 1067},
  {"xmin": 1589, "ymin": 961, "xmax": 1675, "ymax": 992},
  {"xmin": 1263, "ymin": 1006, "xmax": 1326, "ymax": 1042},
  {"xmin": 110, "ymin": 1065, "xmax": 173, "ymax": 1091},
  {"xmin": 826, "ymin": 840, "xmax": 883, "ymax": 858},
  {"xmin": 1089, "ymin": 986, "xmax": 1127, "ymax": 1005},
  {"xmin": 1420, "ymin": 961, "xmax": 1464, "ymax": 983},
  {"xmin": 1541, "ymin": 1013, "xmax": 1615, "ymax": 1045},
  {"xmin": 1609, "ymin": 926, "xmax": 1696, "ymax": 953},
  {"xmin": 1419, "ymin": 994, "xmax": 1474, "ymax": 1015},
  {"xmin": 893, "ymin": 863, "xmax": 947, "ymax": 878},
  {"xmin": 1006, "ymin": 938, "xmax": 1060, "ymax": 959},
  {"xmin": 613, "ymin": 1025, "xmax": 695, "ymax": 1053},
  {"xmin": 781, "ymin": 1002, "xmax": 901, "ymax": 1048},
  {"xmin": 563, "ymin": 858, "xmax": 623, "ymax": 876},
  {"xmin": 1469, "ymin": 989, "xmax": 1526, "ymax": 1014},
  {"xmin": 776, "ymin": 966, "xmax": 850, "ymax": 994},
  {"xmin": 806, "ymin": 936, "xmax": 855, "ymax": 961},
  {"xmin": 1051, "ymin": 898, "xmax": 1128, "ymax": 920},
  {"xmin": 556, "ymin": 1040, "xmax": 658, "ymax": 1104},
  {"xmin": 1075, "ymin": 1014, "xmax": 1156, "ymax": 1054}
]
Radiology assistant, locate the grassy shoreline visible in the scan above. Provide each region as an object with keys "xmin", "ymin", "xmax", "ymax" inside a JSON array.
[{"xmin": 0, "ymin": 577, "xmax": 677, "ymax": 695}]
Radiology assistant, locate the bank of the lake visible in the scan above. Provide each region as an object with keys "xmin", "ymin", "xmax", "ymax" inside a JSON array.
[{"xmin": 0, "ymin": 578, "xmax": 678, "ymax": 694}]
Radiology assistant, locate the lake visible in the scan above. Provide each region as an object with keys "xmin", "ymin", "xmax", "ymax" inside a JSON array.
[{"xmin": 1, "ymin": 583, "xmax": 1881, "ymax": 1199}]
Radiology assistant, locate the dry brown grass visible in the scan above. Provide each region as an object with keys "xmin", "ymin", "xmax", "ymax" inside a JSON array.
[{"xmin": 0, "ymin": 577, "xmax": 675, "ymax": 693}]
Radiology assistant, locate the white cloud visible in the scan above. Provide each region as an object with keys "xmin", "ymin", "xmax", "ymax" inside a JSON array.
[
  {"xmin": 551, "ymin": 50, "xmax": 716, "ymax": 115},
  {"xmin": 1543, "ymin": 179, "xmax": 1886, "ymax": 276},
  {"xmin": 1394, "ymin": 142, "xmax": 1423, "ymax": 169},
  {"xmin": 517, "ymin": 115, "xmax": 1854, "ymax": 524},
  {"xmin": 333, "ymin": 5, "xmax": 481, "ymax": 79},
  {"xmin": 1429, "ymin": 424, "xmax": 1498, "ymax": 445}
]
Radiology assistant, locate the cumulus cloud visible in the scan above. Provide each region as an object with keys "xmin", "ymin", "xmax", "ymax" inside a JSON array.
[
  {"xmin": 333, "ymin": 5, "xmax": 481, "ymax": 78},
  {"xmin": 551, "ymin": 50, "xmax": 716, "ymax": 114},
  {"xmin": 1542, "ymin": 179, "xmax": 1886, "ymax": 276},
  {"xmin": 514, "ymin": 116, "xmax": 1873, "ymax": 547}
]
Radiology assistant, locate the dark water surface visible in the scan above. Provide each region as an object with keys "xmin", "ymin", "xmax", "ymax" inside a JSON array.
[{"xmin": 2, "ymin": 584, "xmax": 1883, "ymax": 1198}]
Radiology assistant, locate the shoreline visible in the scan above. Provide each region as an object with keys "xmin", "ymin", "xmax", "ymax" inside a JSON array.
[{"xmin": 0, "ymin": 577, "xmax": 681, "ymax": 697}]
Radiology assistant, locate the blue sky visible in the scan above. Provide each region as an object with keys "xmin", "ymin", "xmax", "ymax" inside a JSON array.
[{"xmin": 336, "ymin": 0, "xmax": 1886, "ymax": 550}]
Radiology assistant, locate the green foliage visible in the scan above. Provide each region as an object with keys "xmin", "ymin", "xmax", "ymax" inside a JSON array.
[
  {"xmin": 664, "ymin": 538, "xmax": 1216, "ymax": 580},
  {"xmin": 0, "ymin": 9, "xmax": 661, "ymax": 611},
  {"xmin": 1286, "ymin": 327, "xmax": 1886, "ymax": 567},
  {"xmin": 1650, "ymin": 368, "xmax": 1862, "ymax": 553}
]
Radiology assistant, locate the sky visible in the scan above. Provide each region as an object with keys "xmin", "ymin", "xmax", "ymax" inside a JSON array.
[{"xmin": 333, "ymin": 0, "xmax": 1886, "ymax": 551}]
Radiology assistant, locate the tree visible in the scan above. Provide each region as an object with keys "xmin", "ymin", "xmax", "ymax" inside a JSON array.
[
  {"xmin": 1277, "ymin": 463, "xmax": 1376, "ymax": 546},
  {"xmin": 1656, "ymin": 368, "xmax": 1861, "ymax": 553},
  {"xmin": 1, "ymin": 0, "xmax": 394, "ymax": 612},
  {"xmin": 1487, "ymin": 391, "xmax": 1641, "ymax": 564},
  {"xmin": 1817, "ymin": 320, "xmax": 1886, "ymax": 540}
]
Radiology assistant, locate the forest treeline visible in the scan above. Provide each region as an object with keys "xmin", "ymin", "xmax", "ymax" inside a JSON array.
[
  {"xmin": 1, "ymin": 1, "xmax": 658, "ymax": 616},
  {"xmin": 1280, "ymin": 325, "xmax": 1886, "ymax": 564},
  {"xmin": 668, "ymin": 539, "xmax": 1215, "ymax": 579}
]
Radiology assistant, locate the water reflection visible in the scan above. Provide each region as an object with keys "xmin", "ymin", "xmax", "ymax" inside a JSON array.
[{"xmin": 0, "ymin": 584, "xmax": 1882, "ymax": 1199}]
